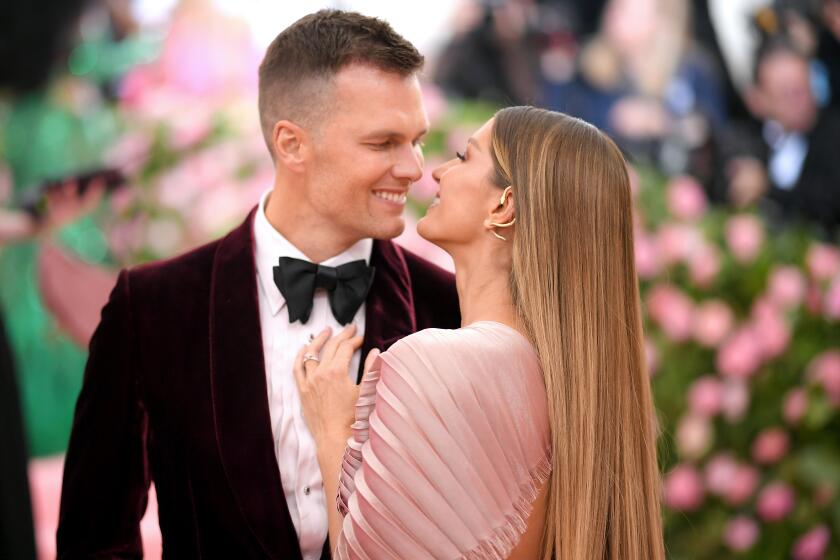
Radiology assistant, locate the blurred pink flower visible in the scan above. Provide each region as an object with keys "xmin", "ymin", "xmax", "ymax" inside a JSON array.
[
  {"xmin": 752, "ymin": 428, "xmax": 790, "ymax": 465},
  {"xmin": 751, "ymin": 301, "xmax": 791, "ymax": 359},
  {"xmin": 656, "ymin": 223, "xmax": 702, "ymax": 266},
  {"xmin": 723, "ymin": 464, "xmax": 759, "ymax": 506},
  {"xmin": 705, "ymin": 453, "xmax": 738, "ymax": 496},
  {"xmin": 767, "ymin": 265, "xmax": 807, "ymax": 310},
  {"xmin": 725, "ymin": 215, "xmax": 764, "ymax": 264},
  {"xmin": 676, "ymin": 414, "xmax": 713, "ymax": 459},
  {"xmin": 645, "ymin": 337, "xmax": 659, "ymax": 377},
  {"xmin": 721, "ymin": 379, "xmax": 750, "ymax": 422},
  {"xmin": 784, "ymin": 388, "xmax": 809, "ymax": 424},
  {"xmin": 687, "ymin": 376, "xmax": 723, "ymax": 417},
  {"xmin": 756, "ymin": 482, "xmax": 796, "ymax": 522},
  {"xmin": 716, "ymin": 327, "xmax": 763, "ymax": 379},
  {"xmin": 666, "ymin": 175, "xmax": 707, "ymax": 221},
  {"xmin": 723, "ymin": 515, "xmax": 760, "ymax": 552},
  {"xmin": 807, "ymin": 283, "xmax": 824, "ymax": 315},
  {"xmin": 808, "ymin": 350, "xmax": 840, "ymax": 406},
  {"xmin": 647, "ymin": 284, "xmax": 695, "ymax": 342},
  {"xmin": 806, "ymin": 244, "xmax": 840, "ymax": 281},
  {"xmin": 634, "ymin": 232, "xmax": 662, "ymax": 279},
  {"xmin": 693, "ymin": 300, "xmax": 734, "ymax": 347},
  {"xmin": 792, "ymin": 525, "xmax": 830, "ymax": 560},
  {"xmin": 688, "ymin": 243, "xmax": 721, "ymax": 288},
  {"xmin": 663, "ymin": 464, "xmax": 704, "ymax": 511},
  {"xmin": 824, "ymin": 276, "xmax": 840, "ymax": 320}
]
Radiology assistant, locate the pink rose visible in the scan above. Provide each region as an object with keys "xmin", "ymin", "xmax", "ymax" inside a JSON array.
[
  {"xmin": 688, "ymin": 243, "xmax": 721, "ymax": 288},
  {"xmin": 808, "ymin": 350, "xmax": 840, "ymax": 406},
  {"xmin": 663, "ymin": 464, "xmax": 705, "ymax": 511},
  {"xmin": 723, "ymin": 464, "xmax": 759, "ymax": 506},
  {"xmin": 767, "ymin": 266, "xmax": 807, "ymax": 310},
  {"xmin": 721, "ymin": 379, "xmax": 750, "ymax": 422},
  {"xmin": 716, "ymin": 327, "xmax": 763, "ymax": 379},
  {"xmin": 725, "ymin": 215, "xmax": 765, "ymax": 264},
  {"xmin": 784, "ymin": 388, "xmax": 809, "ymax": 424},
  {"xmin": 750, "ymin": 301, "xmax": 791, "ymax": 359},
  {"xmin": 824, "ymin": 276, "xmax": 840, "ymax": 320},
  {"xmin": 656, "ymin": 223, "xmax": 702, "ymax": 266},
  {"xmin": 792, "ymin": 525, "xmax": 830, "ymax": 560},
  {"xmin": 647, "ymin": 284, "xmax": 695, "ymax": 342},
  {"xmin": 723, "ymin": 515, "xmax": 760, "ymax": 552},
  {"xmin": 693, "ymin": 300, "xmax": 734, "ymax": 348},
  {"xmin": 752, "ymin": 428, "xmax": 790, "ymax": 464},
  {"xmin": 806, "ymin": 244, "xmax": 840, "ymax": 281},
  {"xmin": 807, "ymin": 283, "xmax": 824, "ymax": 314},
  {"xmin": 676, "ymin": 414, "xmax": 713, "ymax": 459},
  {"xmin": 687, "ymin": 376, "xmax": 723, "ymax": 417},
  {"xmin": 666, "ymin": 175, "xmax": 708, "ymax": 221},
  {"xmin": 705, "ymin": 453, "xmax": 738, "ymax": 496},
  {"xmin": 634, "ymin": 232, "xmax": 662, "ymax": 279},
  {"xmin": 757, "ymin": 482, "xmax": 796, "ymax": 522}
]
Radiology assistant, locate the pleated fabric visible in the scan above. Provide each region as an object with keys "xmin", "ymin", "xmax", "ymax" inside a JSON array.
[{"xmin": 335, "ymin": 321, "xmax": 551, "ymax": 559}]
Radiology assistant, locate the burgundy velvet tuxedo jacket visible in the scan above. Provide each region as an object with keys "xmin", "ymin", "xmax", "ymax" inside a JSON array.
[{"xmin": 57, "ymin": 209, "xmax": 460, "ymax": 559}]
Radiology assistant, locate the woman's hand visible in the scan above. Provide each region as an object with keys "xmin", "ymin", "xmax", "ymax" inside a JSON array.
[{"xmin": 293, "ymin": 325, "xmax": 378, "ymax": 445}]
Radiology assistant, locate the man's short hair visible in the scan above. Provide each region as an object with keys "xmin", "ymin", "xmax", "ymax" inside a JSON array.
[{"xmin": 258, "ymin": 10, "xmax": 424, "ymax": 157}]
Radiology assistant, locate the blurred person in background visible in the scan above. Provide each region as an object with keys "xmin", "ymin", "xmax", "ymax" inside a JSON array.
[
  {"xmin": 545, "ymin": 0, "xmax": 727, "ymax": 182},
  {"xmin": 719, "ymin": 31, "xmax": 840, "ymax": 235},
  {"xmin": 0, "ymin": 184, "xmax": 102, "ymax": 560}
]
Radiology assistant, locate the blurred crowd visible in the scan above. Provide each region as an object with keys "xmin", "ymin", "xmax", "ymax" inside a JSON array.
[{"xmin": 434, "ymin": 0, "xmax": 840, "ymax": 238}]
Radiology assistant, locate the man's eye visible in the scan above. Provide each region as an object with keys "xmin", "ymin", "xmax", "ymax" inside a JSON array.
[
  {"xmin": 456, "ymin": 151, "xmax": 465, "ymax": 161},
  {"xmin": 369, "ymin": 142, "xmax": 391, "ymax": 149}
]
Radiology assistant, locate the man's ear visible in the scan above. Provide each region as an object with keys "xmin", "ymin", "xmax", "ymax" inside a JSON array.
[
  {"xmin": 272, "ymin": 120, "xmax": 309, "ymax": 172},
  {"xmin": 484, "ymin": 186, "xmax": 516, "ymax": 231}
]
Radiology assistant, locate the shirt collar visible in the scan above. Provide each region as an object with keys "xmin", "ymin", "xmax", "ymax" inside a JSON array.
[{"xmin": 253, "ymin": 189, "xmax": 374, "ymax": 317}]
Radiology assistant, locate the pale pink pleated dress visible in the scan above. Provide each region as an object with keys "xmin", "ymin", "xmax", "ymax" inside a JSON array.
[{"xmin": 334, "ymin": 321, "xmax": 551, "ymax": 560}]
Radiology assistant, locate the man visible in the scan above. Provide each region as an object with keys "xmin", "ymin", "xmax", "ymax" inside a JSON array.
[
  {"xmin": 57, "ymin": 10, "xmax": 459, "ymax": 559},
  {"xmin": 720, "ymin": 35, "xmax": 840, "ymax": 234}
]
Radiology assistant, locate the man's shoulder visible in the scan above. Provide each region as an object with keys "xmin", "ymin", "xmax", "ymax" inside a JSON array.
[{"xmin": 127, "ymin": 237, "xmax": 221, "ymax": 289}]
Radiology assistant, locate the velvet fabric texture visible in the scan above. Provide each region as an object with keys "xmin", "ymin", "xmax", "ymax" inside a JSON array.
[{"xmin": 57, "ymin": 209, "xmax": 460, "ymax": 559}]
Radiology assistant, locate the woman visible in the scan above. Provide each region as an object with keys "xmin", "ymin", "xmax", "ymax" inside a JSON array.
[{"xmin": 294, "ymin": 106, "xmax": 665, "ymax": 559}]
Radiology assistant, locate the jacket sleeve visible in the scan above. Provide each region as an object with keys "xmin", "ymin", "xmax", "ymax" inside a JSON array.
[{"xmin": 57, "ymin": 269, "xmax": 150, "ymax": 559}]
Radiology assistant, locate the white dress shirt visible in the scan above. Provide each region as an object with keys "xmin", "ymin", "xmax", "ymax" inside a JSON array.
[{"xmin": 253, "ymin": 189, "xmax": 371, "ymax": 560}]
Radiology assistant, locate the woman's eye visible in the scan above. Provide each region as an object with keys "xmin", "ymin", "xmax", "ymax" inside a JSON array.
[
  {"xmin": 455, "ymin": 151, "xmax": 465, "ymax": 161},
  {"xmin": 370, "ymin": 142, "xmax": 391, "ymax": 150}
]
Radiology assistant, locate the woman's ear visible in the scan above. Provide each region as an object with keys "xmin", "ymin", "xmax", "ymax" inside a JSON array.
[
  {"xmin": 484, "ymin": 186, "xmax": 516, "ymax": 234},
  {"xmin": 272, "ymin": 120, "xmax": 308, "ymax": 173}
]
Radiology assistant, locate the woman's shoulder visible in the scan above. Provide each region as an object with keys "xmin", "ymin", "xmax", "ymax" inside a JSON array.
[
  {"xmin": 378, "ymin": 321, "xmax": 545, "ymax": 409},
  {"xmin": 386, "ymin": 321, "xmax": 536, "ymax": 362}
]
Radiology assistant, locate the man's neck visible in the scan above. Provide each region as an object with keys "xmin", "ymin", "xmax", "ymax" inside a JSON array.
[{"xmin": 263, "ymin": 186, "xmax": 361, "ymax": 264}]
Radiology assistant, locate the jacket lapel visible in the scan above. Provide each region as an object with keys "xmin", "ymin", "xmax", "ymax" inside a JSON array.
[
  {"xmin": 357, "ymin": 240, "xmax": 416, "ymax": 382},
  {"xmin": 209, "ymin": 209, "xmax": 301, "ymax": 560}
]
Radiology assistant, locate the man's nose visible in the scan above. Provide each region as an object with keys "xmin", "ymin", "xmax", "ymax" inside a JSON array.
[{"xmin": 393, "ymin": 143, "xmax": 423, "ymax": 183}]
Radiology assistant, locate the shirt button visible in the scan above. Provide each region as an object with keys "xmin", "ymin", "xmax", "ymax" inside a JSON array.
[{"xmin": 303, "ymin": 486, "xmax": 311, "ymax": 496}]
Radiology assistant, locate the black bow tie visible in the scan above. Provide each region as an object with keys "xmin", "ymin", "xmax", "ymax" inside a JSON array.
[{"xmin": 273, "ymin": 257, "xmax": 375, "ymax": 325}]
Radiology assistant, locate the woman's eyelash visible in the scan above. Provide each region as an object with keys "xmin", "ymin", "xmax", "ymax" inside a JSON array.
[{"xmin": 456, "ymin": 151, "xmax": 465, "ymax": 161}]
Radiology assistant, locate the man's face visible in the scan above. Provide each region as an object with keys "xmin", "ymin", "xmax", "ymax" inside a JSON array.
[
  {"xmin": 758, "ymin": 52, "xmax": 817, "ymax": 133},
  {"xmin": 303, "ymin": 64, "xmax": 428, "ymax": 243}
]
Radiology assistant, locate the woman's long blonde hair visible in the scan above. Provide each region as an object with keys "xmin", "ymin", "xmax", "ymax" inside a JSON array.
[{"xmin": 490, "ymin": 107, "xmax": 664, "ymax": 560}]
